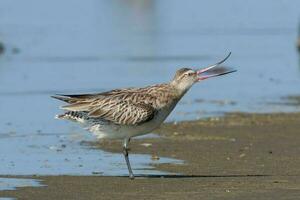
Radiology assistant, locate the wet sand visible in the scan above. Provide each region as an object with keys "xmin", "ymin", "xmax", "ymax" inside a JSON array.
[{"xmin": 1, "ymin": 112, "xmax": 300, "ymax": 199}]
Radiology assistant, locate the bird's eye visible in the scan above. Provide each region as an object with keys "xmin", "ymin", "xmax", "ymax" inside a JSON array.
[{"xmin": 188, "ymin": 73, "xmax": 193, "ymax": 76}]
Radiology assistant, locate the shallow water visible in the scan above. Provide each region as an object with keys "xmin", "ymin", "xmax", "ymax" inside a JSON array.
[
  {"xmin": 0, "ymin": 177, "xmax": 43, "ymax": 191},
  {"xmin": 0, "ymin": 132, "xmax": 182, "ymax": 176},
  {"xmin": 0, "ymin": 0, "xmax": 300, "ymax": 178}
]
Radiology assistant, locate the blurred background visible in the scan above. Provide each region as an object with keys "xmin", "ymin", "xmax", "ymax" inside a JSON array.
[{"xmin": 0, "ymin": 0, "xmax": 299, "ymax": 176}]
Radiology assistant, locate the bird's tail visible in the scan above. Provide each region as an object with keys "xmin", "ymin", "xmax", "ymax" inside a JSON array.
[
  {"xmin": 55, "ymin": 114, "xmax": 66, "ymax": 119},
  {"xmin": 55, "ymin": 111, "xmax": 86, "ymax": 123}
]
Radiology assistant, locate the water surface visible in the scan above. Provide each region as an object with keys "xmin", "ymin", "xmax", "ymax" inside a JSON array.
[{"xmin": 0, "ymin": 177, "xmax": 43, "ymax": 191}]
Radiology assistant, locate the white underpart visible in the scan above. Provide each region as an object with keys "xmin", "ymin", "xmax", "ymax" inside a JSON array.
[{"xmin": 82, "ymin": 103, "xmax": 177, "ymax": 139}]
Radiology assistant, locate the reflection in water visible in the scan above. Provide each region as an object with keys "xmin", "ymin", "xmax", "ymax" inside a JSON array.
[{"xmin": 0, "ymin": 132, "xmax": 182, "ymax": 176}]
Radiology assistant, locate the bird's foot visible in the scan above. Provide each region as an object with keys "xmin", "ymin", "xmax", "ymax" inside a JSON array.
[{"xmin": 129, "ymin": 174, "xmax": 135, "ymax": 180}]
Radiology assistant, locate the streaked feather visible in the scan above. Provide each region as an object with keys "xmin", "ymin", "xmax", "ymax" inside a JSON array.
[{"xmin": 52, "ymin": 84, "xmax": 179, "ymax": 126}]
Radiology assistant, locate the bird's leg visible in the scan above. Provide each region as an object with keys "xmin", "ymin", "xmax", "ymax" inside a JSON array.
[{"xmin": 123, "ymin": 137, "xmax": 134, "ymax": 179}]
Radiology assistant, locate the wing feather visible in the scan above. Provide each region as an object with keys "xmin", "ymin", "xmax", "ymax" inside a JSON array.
[
  {"xmin": 52, "ymin": 84, "xmax": 175, "ymax": 125},
  {"xmin": 54, "ymin": 95, "xmax": 156, "ymax": 125},
  {"xmin": 87, "ymin": 100, "xmax": 155, "ymax": 125}
]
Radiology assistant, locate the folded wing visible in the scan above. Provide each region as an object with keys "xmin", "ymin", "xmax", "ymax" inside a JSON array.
[{"xmin": 52, "ymin": 94, "xmax": 156, "ymax": 126}]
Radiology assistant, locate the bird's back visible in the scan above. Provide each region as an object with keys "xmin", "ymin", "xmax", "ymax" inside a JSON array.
[{"xmin": 53, "ymin": 83, "xmax": 181, "ymax": 127}]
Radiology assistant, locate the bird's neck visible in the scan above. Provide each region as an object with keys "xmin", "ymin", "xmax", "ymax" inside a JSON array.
[{"xmin": 169, "ymin": 81, "xmax": 191, "ymax": 98}]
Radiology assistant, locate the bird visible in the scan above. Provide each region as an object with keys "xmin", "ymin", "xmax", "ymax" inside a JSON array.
[{"xmin": 52, "ymin": 52, "xmax": 236, "ymax": 179}]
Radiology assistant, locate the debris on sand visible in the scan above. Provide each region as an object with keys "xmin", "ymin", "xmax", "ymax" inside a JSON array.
[
  {"xmin": 151, "ymin": 155, "xmax": 160, "ymax": 160},
  {"xmin": 239, "ymin": 153, "xmax": 246, "ymax": 158},
  {"xmin": 140, "ymin": 143, "xmax": 152, "ymax": 147}
]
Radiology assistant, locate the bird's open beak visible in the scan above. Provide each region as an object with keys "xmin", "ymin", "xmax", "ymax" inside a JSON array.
[{"xmin": 196, "ymin": 52, "xmax": 237, "ymax": 81}]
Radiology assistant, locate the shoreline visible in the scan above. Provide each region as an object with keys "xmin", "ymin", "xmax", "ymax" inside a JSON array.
[{"xmin": 1, "ymin": 112, "xmax": 300, "ymax": 199}]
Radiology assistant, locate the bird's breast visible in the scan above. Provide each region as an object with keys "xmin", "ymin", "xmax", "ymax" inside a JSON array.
[{"xmin": 153, "ymin": 101, "xmax": 178, "ymax": 123}]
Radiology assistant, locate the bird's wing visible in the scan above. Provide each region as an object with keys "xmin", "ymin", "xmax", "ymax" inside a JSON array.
[
  {"xmin": 52, "ymin": 92, "xmax": 156, "ymax": 125},
  {"xmin": 51, "ymin": 88, "xmax": 138, "ymax": 104},
  {"xmin": 87, "ymin": 100, "xmax": 155, "ymax": 125}
]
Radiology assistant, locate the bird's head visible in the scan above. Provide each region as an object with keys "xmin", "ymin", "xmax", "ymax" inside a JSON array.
[{"xmin": 171, "ymin": 53, "xmax": 236, "ymax": 93}]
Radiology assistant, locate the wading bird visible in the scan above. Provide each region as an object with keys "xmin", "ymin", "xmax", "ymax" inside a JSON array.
[{"xmin": 52, "ymin": 53, "xmax": 236, "ymax": 179}]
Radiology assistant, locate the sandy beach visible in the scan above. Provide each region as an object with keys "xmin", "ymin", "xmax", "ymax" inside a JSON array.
[{"xmin": 1, "ymin": 112, "xmax": 300, "ymax": 200}]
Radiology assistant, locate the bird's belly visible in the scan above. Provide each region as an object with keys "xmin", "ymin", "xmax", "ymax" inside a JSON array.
[{"xmin": 88, "ymin": 106, "xmax": 175, "ymax": 139}]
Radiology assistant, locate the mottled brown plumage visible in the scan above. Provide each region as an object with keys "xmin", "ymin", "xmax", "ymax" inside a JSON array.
[
  {"xmin": 53, "ymin": 83, "xmax": 180, "ymax": 126},
  {"xmin": 52, "ymin": 53, "xmax": 235, "ymax": 179}
]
